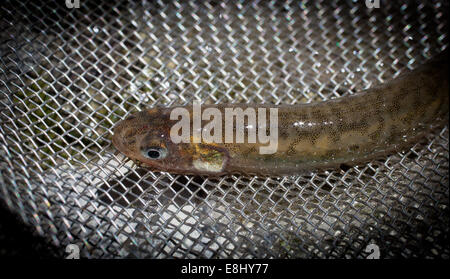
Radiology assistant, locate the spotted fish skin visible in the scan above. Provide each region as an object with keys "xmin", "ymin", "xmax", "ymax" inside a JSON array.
[{"xmin": 112, "ymin": 52, "xmax": 449, "ymax": 176}]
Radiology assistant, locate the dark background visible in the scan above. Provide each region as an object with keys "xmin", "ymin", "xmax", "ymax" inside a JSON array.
[{"xmin": 0, "ymin": 203, "xmax": 61, "ymax": 258}]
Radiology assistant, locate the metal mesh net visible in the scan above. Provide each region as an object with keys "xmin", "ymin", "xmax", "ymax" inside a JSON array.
[{"xmin": 0, "ymin": 0, "xmax": 448, "ymax": 258}]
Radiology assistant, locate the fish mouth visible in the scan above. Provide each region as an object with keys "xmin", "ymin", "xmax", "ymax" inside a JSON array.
[
  {"xmin": 112, "ymin": 123, "xmax": 129, "ymax": 156},
  {"xmin": 111, "ymin": 132, "xmax": 124, "ymax": 154}
]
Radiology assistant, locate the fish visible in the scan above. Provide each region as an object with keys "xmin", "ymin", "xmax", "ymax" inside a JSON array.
[{"xmin": 112, "ymin": 51, "xmax": 449, "ymax": 176}]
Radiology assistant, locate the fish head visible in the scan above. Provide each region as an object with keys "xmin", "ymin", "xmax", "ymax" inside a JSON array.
[{"xmin": 112, "ymin": 108, "xmax": 228, "ymax": 175}]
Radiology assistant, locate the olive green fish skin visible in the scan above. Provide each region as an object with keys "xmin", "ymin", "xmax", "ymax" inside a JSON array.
[{"xmin": 112, "ymin": 52, "xmax": 449, "ymax": 176}]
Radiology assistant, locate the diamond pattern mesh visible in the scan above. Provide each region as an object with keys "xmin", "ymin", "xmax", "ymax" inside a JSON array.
[{"xmin": 0, "ymin": 0, "xmax": 448, "ymax": 258}]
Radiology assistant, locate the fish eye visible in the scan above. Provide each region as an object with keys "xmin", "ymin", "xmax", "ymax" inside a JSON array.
[{"xmin": 142, "ymin": 147, "xmax": 168, "ymax": 160}]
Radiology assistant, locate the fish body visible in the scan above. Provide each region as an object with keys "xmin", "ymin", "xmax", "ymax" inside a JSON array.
[{"xmin": 112, "ymin": 52, "xmax": 449, "ymax": 176}]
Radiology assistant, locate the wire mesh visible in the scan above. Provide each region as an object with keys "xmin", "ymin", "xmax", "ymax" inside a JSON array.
[{"xmin": 0, "ymin": 0, "xmax": 448, "ymax": 258}]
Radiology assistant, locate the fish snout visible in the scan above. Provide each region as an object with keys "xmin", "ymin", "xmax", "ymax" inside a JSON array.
[{"xmin": 112, "ymin": 120, "xmax": 132, "ymax": 155}]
